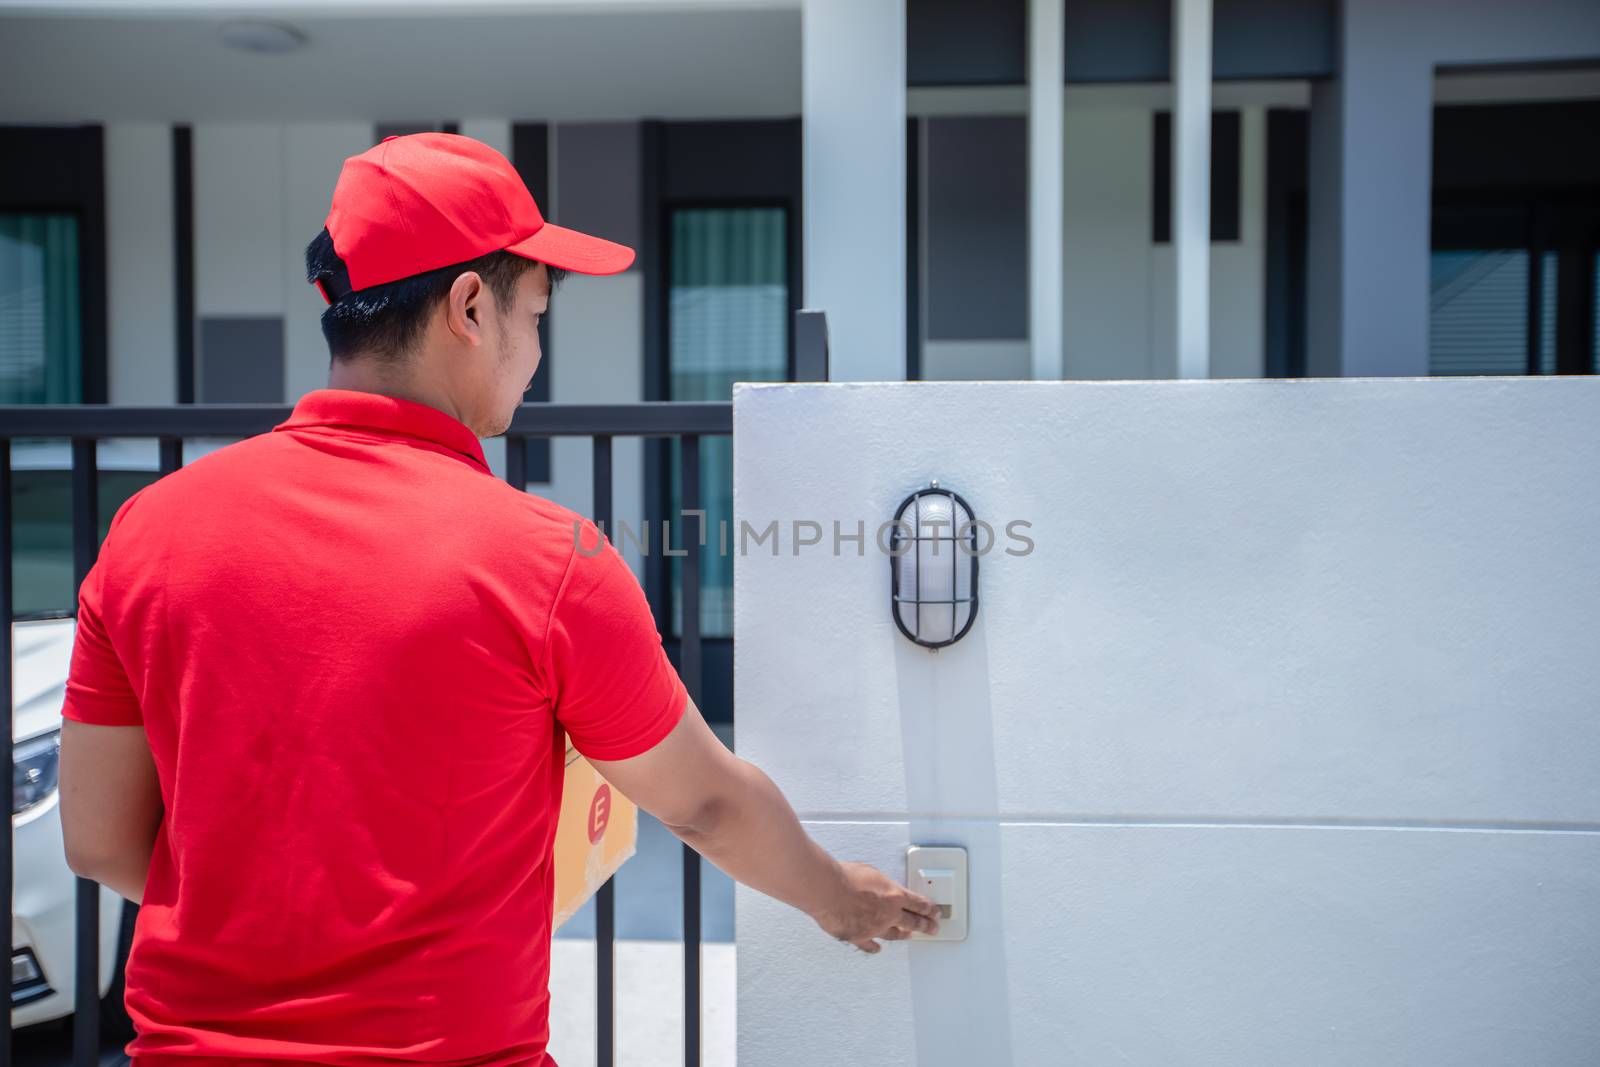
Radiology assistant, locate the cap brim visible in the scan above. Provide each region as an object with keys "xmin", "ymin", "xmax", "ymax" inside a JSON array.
[{"xmin": 507, "ymin": 223, "xmax": 635, "ymax": 276}]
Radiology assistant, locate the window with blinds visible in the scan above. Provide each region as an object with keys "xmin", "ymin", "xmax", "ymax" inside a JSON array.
[
  {"xmin": 1428, "ymin": 250, "xmax": 1530, "ymax": 376},
  {"xmin": 0, "ymin": 213, "xmax": 82, "ymax": 404},
  {"xmin": 1539, "ymin": 252, "xmax": 1559, "ymax": 375}
]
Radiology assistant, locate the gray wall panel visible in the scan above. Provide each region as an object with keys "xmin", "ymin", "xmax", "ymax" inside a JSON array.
[
  {"xmin": 925, "ymin": 116, "xmax": 1027, "ymax": 341},
  {"xmin": 908, "ymin": 0, "xmax": 1025, "ymax": 87},
  {"xmin": 554, "ymin": 122, "xmax": 642, "ymax": 259},
  {"xmin": 1064, "ymin": 0, "xmax": 1170, "ymax": 83},
  {"xmin": 199, "ymin": 316, "xmax": 284, "ymax": 403},
  {"xmin": 1214, "ymin": 0, "xmax": 1337, "ymax": 80},
  {"xmin": 1063, "ymin": 0, "xmax": 1338, "ymax": 83}
]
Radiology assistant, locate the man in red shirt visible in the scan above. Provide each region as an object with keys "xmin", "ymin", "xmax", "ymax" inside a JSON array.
[{"xmin": 57, "ymin": 132, "xmax": 938, "ymax": 1065}]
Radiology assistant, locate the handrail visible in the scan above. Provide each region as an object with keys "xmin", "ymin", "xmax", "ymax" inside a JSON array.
[{"xmin": 0, "ymin": 400, "xmax": 731, "ymax": 440}]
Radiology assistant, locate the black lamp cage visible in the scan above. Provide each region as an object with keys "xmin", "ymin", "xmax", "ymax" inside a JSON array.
[{"xmin": 890, "ymin": 482, "xmax": 980, "ymax": 649}]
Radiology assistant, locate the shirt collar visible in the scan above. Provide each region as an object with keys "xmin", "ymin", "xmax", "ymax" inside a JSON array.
[{"xmin": 273, "ymin": 388, "xmax": 491, "ymax": 473}]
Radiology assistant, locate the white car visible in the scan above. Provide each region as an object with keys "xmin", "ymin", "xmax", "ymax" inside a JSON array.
[{"xmin": 12, "ymin": 618, "xmax": 134, "ymax": 1033}]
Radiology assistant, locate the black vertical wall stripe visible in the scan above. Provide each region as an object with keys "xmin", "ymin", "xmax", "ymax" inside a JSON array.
[
  {"xmin": 80, "ymin": 127, "xmax": 109, "ymax": 404},
  {"xmin": 174, "ymin": 125, "xmax": 196, "ymax": 404},
  {"xmin": 512, "ymin": 123, "xmax": 552, "ymax": 482},
  {"xmin": 906, "ymin": 117, "xmax": 922, "ymax": 380}
]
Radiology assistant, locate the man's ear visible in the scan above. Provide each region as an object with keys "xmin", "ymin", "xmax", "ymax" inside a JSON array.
[{"xmin": 445, "ymin": 271, "xmax": 487, "ymax": 346}]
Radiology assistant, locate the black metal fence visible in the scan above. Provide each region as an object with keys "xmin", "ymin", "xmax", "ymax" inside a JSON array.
[{"xmin": 0, "ymin": 398, "xmax": 733, "ymax": 1067}]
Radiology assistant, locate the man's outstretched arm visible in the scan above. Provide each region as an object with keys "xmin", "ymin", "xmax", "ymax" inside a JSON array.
[{"xmin": 589, "ymin": 696, "xmax": 940, "ymax": 954}]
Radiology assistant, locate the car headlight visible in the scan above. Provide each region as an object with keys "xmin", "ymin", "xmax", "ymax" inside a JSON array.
[{"xmin": 13, "ymin": 730, "xmax": 61, "ymax": 816}]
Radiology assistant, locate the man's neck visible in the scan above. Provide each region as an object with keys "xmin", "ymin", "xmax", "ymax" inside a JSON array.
[{"xmin": 327, "ymin": 355, "xmax": 466, "ymax": 427}]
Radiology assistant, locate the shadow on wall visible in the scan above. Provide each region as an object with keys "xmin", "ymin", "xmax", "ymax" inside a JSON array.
[{"xmin": 895, "ymin": 615, "xmax": 1016, "ymax": 1066}]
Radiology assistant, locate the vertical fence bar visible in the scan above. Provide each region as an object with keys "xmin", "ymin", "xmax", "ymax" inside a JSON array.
[
  {"xmin": 590, "ymin": 435, "xmax": 616, "ymax": 1067},
  {"xmin": 70, "ymin": 439, "xmax": 101, "ymax": 1067},
  {"xmin": 138, "ymin": 438, "xmax": 180, "ymax": 968},
  {"xmin": 1, "ymin": 439, "xmax": 14, "ymax": 1067},
  {"xmin": 505, "ymin": 435, "xmax": 526, "ymax": 492},
  {"xmin": 158, "ymin": 437, "xmax": 184, "ymax": 477},
  {"xmin": 679, "ymin": 434, "xmax": 702, "ymax": 1067}
]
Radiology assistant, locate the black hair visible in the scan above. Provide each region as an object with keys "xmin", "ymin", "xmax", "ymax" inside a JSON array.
[{"xmin": 304, "ymin": 228, "xmax": 566, "ymax": 361}]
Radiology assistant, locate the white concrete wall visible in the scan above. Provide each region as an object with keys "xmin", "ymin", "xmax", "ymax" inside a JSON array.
[
  {"xmin": 1061, "ymin": 104, "xmax": 1265, "ymax": 382},
  {"xmin": 734, "ymin": 377, "xmax": 1600, "ymax": 1066},
  {"xmin": 105, "ymin": 122, "xmax": 177, "ymax": 404},
  {"xmin": 194, "ymin": 123, "xmax": 287, "ymax": 319},
  {"xmin": 1062, "ymin": 106, "xmax": 1154, "ymax": 379},
  {"xmin": 283, "ymin": 123, "xmax": 372, "ymax": 400},
  {"xmin": 193, "ymin": 121, "xmax": 371, "ymax": 401}
]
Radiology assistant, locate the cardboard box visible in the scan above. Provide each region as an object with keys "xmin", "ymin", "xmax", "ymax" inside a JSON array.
[{"xmin": 552, "ymin": 740, "xmax": 636, "ymax": 930}]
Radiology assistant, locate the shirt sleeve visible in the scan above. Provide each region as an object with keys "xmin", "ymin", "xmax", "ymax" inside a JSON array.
[
  {"xmin": 61, "ymin": 496, "xmax": 144, "ymax": 728},
  {"xmin": 543, "ymin": 520, "xmax": 689, "ymax": 762}
]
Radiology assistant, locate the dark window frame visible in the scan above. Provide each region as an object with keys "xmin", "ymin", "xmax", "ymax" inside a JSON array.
[
  {"xmin": 1430, "ymin": 99, "xmax": 1600, "ymax": 376},
  {"xmin": 0, "ymin": 125, "xmax": 108, "ymax": 404},
  {"xmin": 640, "ymin": 118, "xmax": 803, "ymax": 724},
  {"xmin": 1431, "ymin": 190, "xmax": 1600, "ymax": 376},
  {"xmin": 656, "ymin": 197, "xmax": 795, "ymax": 675}
]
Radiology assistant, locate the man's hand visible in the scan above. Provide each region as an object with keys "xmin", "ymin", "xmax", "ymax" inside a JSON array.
[
  {"xmin": 588, "ymin": 696, "xmax": 941, "ymax": 955},
  {"xmin": 809, "ymin": 861, "xmax": 941, "ymax": 954}
]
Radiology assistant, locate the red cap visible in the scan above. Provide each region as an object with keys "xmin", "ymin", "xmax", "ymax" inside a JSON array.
[{"xmin": 319, "ymin": 132, "xmax": 633, "ymax": 302}]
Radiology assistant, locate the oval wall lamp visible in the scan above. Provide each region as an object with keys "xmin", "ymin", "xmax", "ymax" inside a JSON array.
[{"xmin": 890, "ymin": 481, "xmax": 980, "ymax": 649}]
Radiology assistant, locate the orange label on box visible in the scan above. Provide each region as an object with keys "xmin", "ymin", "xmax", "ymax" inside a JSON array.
[{"xmin": 552, "ymin": 744, "xmax": 636, "ymax": 931}]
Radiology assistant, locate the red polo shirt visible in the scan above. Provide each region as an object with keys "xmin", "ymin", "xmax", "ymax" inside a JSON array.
[{"xmin": 61, "ymin": 388, "xmax": 688, "ymax": 1067}]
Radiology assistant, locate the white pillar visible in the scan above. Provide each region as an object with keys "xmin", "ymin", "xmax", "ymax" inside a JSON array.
[
  {"xmin": 803, "ymin": 0, "xmax": 905, "ymax": 381},
  {"xmin": 1028, "ymin": 0, "xmax": 1065, "ymax": 381},
  {"xmin": 1172, "ymin": 0, "xmax": 1211, "ymax": 379},
  {"xmin": 1315, "ymin": 0, "xmax": 1434, "ymax": 378}
]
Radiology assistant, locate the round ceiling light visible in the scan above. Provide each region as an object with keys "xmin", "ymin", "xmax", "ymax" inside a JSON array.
[{"xmin": 218, "ymin": 19, "xmax": 308, "ymax": 55}]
